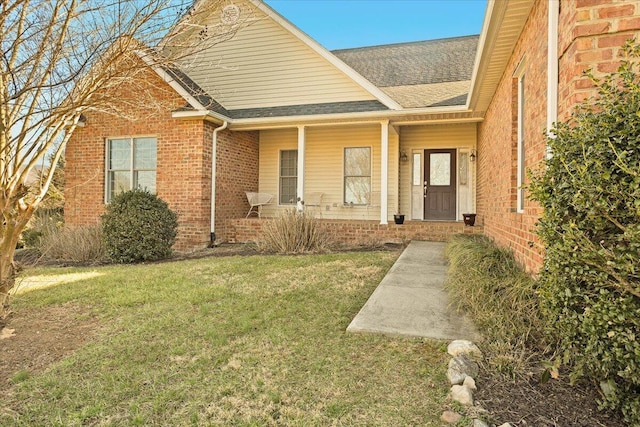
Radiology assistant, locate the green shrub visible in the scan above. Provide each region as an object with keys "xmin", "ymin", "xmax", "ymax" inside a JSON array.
[
  {"xmin": 258, "ymin": 209, "xmax": 330, "ymax": 254},
  {"xmin": 102, "ymin": 189, "xmax": 178, "ymax": 263},
  {"xmin": 529, "ymin": 41, "xmax": 640, "ymax": 424},
  {"xmin": 444, "ymin": 235, "xmax": 542, "ymax": 376}
]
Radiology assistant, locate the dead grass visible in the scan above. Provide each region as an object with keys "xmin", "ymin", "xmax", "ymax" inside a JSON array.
[{"xmin": 444, "ymin": 234, "xmax": 544, "ymax": 376}]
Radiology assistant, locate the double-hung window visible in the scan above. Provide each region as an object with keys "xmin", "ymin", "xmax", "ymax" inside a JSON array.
[
  {"xmin": 106, "ymin": 137, "xmax": 157, "ymax": 202},
  {"xmin": 279, "ymin": 150, "xmax": 298, "ymax": 205},
  {"xmin": 344, "ymin": 147, "xmax": 371, "ymax": 205}
]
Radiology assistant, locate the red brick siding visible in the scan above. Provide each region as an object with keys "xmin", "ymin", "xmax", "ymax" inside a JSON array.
[
  {"xmin": 227, "ymin": 219, "xmax": 483, "ymax": 246},
  {"xmin": 478, "ymin": 0, "xmax": 640, "ymax": 273},
  {"xmin": 558, "ymin": 0, "xmax": 640, "ymax": 121},
  {"xmin": 212, "ymin": 127, "xmax": 259, "ymax": 242},
  {"xmin": 65, "ymin": 65, "xmax": 211, "ymax": 250},
  {"xmin": 477, "ymin": 0, "xmax": 548, "ymax": 272}
]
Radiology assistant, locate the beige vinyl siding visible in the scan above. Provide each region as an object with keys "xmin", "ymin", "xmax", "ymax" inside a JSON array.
[
  {"xmin": 259, "ymin": 124, "xmax": 398, "ymax": 220},
  {"xmin": 258, "ymin": 128, "xmax": 298, "ymax": 217},
  {"xmin": 399, "ymin": 123, "xmax": 477, "ymax": 219},
  {"xmin": 179, "ymin": 1, "xmax": 375, "ymax": 110}
]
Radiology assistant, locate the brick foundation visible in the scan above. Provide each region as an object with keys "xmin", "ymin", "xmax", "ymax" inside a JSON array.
[{"xmin": 226, "ymin": 219, "xmax": 483, "ymax": 246}]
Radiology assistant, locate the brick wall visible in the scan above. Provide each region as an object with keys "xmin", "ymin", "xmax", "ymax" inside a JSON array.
[
  {"xmin": 477, "ymin": 0, "xmax": 640, "ymax": 273},
  {"xmin": 558, "ymin": 0, "xmax": 640, "ymax": 121},
  {"xmin": 65, "ymin": 65, "xmax": 211, "ymax": 250},
  {"xmin": 212, "ymin": 127, "xmax": 259, "ymax": 242},
  {"xmin": 476, "ymin": 0, "xmax": 548, "ymax": 272}
]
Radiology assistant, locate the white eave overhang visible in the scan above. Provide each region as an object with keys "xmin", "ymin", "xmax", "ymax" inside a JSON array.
[
  {"xmin": 466, "ymin": 0, "xmax": 535, "ymax": 114},
  {"xmin": 172, "ymin": 105, "xmax": 483, "ymax": 130}
]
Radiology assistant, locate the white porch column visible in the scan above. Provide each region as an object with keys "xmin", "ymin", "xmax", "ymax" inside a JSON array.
[
  {"xmin": 380, "ymin": 120, "xmax": 389, "ymax": 225},
  {"xmin": 297, "ymin": 126, "xmax": 305, "ymax": 202}
]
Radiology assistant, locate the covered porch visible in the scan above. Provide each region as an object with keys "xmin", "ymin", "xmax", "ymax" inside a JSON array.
[{"xmin": 236, "ymin": 118, "xmax": 478, "ymax": 223}]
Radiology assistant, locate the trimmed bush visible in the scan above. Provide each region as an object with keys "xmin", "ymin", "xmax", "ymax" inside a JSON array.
[
  {"xmin": 258, "ymin": 209, "xmax": 330, "ymax": 254},
  {"xmin": 102, "ymin": 189, "xmax": 177, "ymax": 263},
  {"xmin": 529, "ymin": 41, "xmax": 640, "ymax": 424}
]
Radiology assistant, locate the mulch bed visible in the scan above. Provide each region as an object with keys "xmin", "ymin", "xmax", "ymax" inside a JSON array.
[{"xmin": 475, "ymin": 362, "xmax": 625, "ymax": 426}]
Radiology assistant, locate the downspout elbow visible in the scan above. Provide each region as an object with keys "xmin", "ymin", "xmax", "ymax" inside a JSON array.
[{"xmin": 210, "ymin": 120, "xmax": 229, "ymax": 247}]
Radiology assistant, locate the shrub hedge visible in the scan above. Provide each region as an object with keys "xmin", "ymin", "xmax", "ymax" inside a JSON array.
[{"xmin": 529, "ymin": 41, "xmax": 640, "ymax": 424}]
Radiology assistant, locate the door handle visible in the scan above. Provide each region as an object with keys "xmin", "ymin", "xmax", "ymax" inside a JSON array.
[{"xmin": 423, "ymin": 180, "xmax": 428, "ymax": 197}]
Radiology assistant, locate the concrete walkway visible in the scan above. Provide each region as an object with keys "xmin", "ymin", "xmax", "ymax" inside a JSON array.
[{"xmin": 347, "ymin": 241, "xmax": 479, "ymax": 341}]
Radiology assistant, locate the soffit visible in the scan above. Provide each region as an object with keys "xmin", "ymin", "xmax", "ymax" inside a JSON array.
[{"xmin": 467, "ymin": 0, "xmax": 535, "ymax": 114}]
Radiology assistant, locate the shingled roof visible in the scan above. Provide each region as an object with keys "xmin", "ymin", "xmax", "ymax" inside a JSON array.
[{"xmin": 333, "ymin": 35, "xmax": 479, "ymax": 108}]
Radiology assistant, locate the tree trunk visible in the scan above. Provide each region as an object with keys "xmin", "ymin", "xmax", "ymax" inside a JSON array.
[{"xmin": 1, "ymin": 212, "xmax": 31, "ymax": 319}]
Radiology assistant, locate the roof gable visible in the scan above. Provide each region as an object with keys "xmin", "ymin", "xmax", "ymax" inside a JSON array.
[{"xmin": 174, "ymin": 0, "xmax": 400, "ymax": 112}]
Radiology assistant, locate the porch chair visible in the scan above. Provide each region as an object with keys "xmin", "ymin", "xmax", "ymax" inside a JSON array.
[
  {"xmin": 304, "ymin": 192, "xmax": 324, "ymax": 217},
  {"xmin": 245, "ymin": 192, "xmax": 273, "ymax": 218}
]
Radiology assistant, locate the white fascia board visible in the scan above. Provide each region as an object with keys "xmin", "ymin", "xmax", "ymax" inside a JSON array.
[
  {"xmin": 247, "ymin": 0, "xmax": 403, "ymax": 111},
  {"xmin": 228, "ymin": 106, "xmax": 475, "ymax": 129},
  {"xmin": 136, "ymin": 50, "xmax": 208, "ymax": 112},
  {"xmin": 171, "ymin": 103, "xmax": 476, "ymax": 129},
  {"xmin": 172, "ymin": 109, "xmax": 229, "ymax": 123},
  {"xmin": 466, "ymin": 0, "xmax": 505, "ymax": 110}
]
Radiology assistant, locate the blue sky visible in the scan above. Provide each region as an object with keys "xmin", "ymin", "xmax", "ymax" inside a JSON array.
[{"xmin": 264, "ymin": 0, "xmax": 488, "ymax": 50}]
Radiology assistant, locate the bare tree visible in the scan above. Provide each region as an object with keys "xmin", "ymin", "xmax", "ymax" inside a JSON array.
[{"xmin": 0, "ymin": 0, "xmax": 255, "ymax": 316}]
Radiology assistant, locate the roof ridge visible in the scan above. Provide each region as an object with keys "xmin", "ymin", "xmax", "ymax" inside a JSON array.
[{"xmin": 331, "ymin": 34, "xmax": 480, "ymax": 53}]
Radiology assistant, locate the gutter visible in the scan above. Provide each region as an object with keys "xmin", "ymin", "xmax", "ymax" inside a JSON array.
[
  {"xmin": 172, "ymin": 105, "xmax": 478, "ymax": 129},
  {"xmin": 210, "ymin": 120, "xmax": 228, "ymax": 246}
]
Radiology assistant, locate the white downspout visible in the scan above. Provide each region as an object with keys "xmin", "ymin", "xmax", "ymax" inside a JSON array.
[
  {"xmin": 210, "ymin": 121, "xmax": 228, "ymax": 246},
  {"xmin": 547, "ymin": 0, "xmax": 559, "ymax": 157}
]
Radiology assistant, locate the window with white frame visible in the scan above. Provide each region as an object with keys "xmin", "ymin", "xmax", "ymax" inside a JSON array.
[
  {"xmin": 279, "ymin": 150, "xmax": 298, "ymax": 204},
  {"xmin": 515, "ymin": 60, "xmax": 526, "ymax": 213},
  {"xmin": 344, "ymin": 147, "xmax": 371, "ymax": 205},
  {"xmin": 106, "ymin": 137, "xmax": 157, "ymax": 202}
]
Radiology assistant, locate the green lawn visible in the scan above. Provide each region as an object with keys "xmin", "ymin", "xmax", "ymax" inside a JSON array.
[{"xmin": 2, "ymin": 252, "xmax": 450, "ymax": 426}]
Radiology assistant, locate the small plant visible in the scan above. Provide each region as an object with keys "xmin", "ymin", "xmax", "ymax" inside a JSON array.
[
  {"xmin": 101, "ymin": 189, "xmax": 178, "ymax": 263},
  {"xmin": 20, "ymin": 209, "xmax": 63, "ymax": 249},
  {"xmin": 38, "ymin": 224, "xmax": 106, "ymax": 263},
  {"xmin": 258, "ymin": 209, "xmax": 330, "ymax": 254}
]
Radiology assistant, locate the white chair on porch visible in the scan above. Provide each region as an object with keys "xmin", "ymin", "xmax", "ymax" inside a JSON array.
[
  {"xmin": 245, "ymin": 192, "xmax": 273, "ymax": 218},
  {"xmin": 305, "ymin": 192, "xmax": 324, "ymax": 217}
]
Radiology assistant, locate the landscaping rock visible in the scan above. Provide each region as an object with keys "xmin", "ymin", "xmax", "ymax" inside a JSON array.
[
  {"xmin": 473, "ymin": 419, "xmax": 490, "ymax": 427},
  {"xmin": 447, "ymin": 354, "xmax": 479, "ymax": 385},
  {"xmin": 498, "ymin": 424, "xmax": 514, "ymax": 427},
  {"xmin": 463, "ymin": 376, "xmax": 477, "ymax": 391},
  {"xmin": 441, "ymin": 410, "xmax": 462, "ymax": 424},
  {"xmin": 447, "ymin": 339, "xmax": 483, "ymax": 361},
  {"xmin": 447, "ymin": 363, "xmax": 467, "ymax": 385},
  {"xmin": 451, "ymin": 384, "xmax": 474, "ymax": 406}
]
